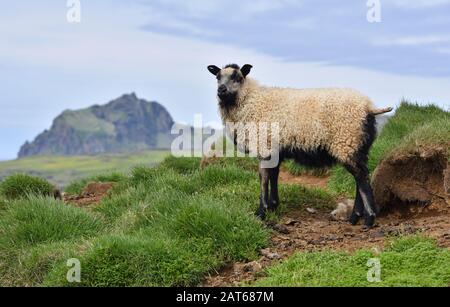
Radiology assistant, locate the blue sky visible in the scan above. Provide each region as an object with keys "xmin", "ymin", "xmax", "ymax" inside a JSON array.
[{"xmin": 0, "ymin": 0, "xmax": 449, "ymax": 160}]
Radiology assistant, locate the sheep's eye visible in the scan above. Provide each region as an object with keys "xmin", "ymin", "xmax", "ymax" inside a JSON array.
[{"xmin": 217, "ymin": 75, "xmax": 221, "ymax": 81}]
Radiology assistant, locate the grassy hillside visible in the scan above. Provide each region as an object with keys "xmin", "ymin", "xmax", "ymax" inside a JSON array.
[
  {"xmin": 0, "ymin": 151, "xmax": 169, "ymax": 188},
  {"xmin": 1, "ymin": 155, "xmax": 449, "ymax": 287},
  {"xmin": 0, "ymin": 156, "xmax": 335, "ymax": 287}
]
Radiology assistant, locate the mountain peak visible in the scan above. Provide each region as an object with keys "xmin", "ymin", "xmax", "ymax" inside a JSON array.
[
  {"xmin": 18, "ymin": 95, "xmax": 175, "ymax": 158},
  {"xmin": 118, "ymin": 92, "xmax": 138, "ymax": 101}
]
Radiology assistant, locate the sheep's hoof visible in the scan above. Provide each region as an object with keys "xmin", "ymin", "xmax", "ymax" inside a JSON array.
[
  {"xmin": 349, "ymin": 212, "xmax": 361, "ymax": 225},
  {"xmin": 363, "ymin": 215, "xmax": 376, "ymax": 229},
  {"xmin": 268, "ymin": 203, "xmax": 279, "ymax": 212},
  {"xmin": 255, "ymin": 209, "xmax": 266, "ymax": 220}
]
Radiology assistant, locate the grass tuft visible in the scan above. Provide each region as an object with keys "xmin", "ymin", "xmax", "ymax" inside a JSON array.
[
  {"xmin": 0, "ymin": 174, "xmax": 55, "ymax": 200},
  {"xmin": 0, "ymin": 196, "xmax": 103, "ymax": 249}
]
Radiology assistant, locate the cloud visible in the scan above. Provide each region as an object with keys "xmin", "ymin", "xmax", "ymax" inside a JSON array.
[
  {"xmin": 371, "ymin": 35, "xmax": 450, "ymax": 46},
  {"xmin": 141, "ymin": 0, "xmax": 303, "ymax": 21},
  {"xmin": 436, "ymin": 47, "xmax": 450, "ymax": 54},
  {"xmin": 1, "ymin": 0, "xmax": 450, "ymax": 159},
  {"xmin": 389, "ymin": 0, "xmax": 450, "ymax": 9}
]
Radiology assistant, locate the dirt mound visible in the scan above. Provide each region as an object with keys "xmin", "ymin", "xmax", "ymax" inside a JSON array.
[
  {"xmin": 64, "ymin": 182, "xmax": 114, "ymax": 207},
  {"xmin": 372, "ymin": 148, "xmax": 449, "ymax": 214}
]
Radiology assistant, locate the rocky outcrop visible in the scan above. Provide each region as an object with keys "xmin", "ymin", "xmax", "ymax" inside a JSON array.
[{"xmin": 18, "ymin": 93, "xmax": 175, "ymax": 157}]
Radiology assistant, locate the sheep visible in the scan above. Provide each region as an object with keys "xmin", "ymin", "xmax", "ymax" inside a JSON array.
[{"xmin": 207, "ymin": 63, "xmax": 393, "ymax": 228}]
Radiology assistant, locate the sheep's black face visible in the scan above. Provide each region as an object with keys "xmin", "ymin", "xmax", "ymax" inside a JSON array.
[{"xmin": 207, "ymin": 64, "xmax": 253, "ymax": 107}]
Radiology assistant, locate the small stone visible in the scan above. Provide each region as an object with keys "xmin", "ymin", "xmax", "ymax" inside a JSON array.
[
  {"xmin": 261, "ymin": 249, "xmax": 282, "ymax": 260},
  {"xmin": 371, "ymin": 230, "xmax": 385, "ymax": 238},
  {"xmin": 242, "ymin": 261, "xmax": 262, "ymax": 273},
  {"xmin": 308, "ymin": 239, "xmax": 325, "ymax": 246},
  {"xmin": 306, "ymin": 208, "xmax": 317, "ymax": 214},
  {"xmin": 330, "ymin": 200, "xmax": 354, "ymax": 221},
  {"xmin": 284, "ymin": 218, "xmax": 298, "ymax": 226},
  {"xmin": 273, "ymin": 224, "xmax": 290, "ymax": 234}
]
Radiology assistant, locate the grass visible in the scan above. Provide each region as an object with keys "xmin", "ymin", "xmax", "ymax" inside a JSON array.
[
  {"xmin": 0, "ymin": 155, "xmax": 339, "ymax": 287},
  {"xmin": 0, "ymin": 174, "xmax": 55, "ymax": 200},
  {"xmin": 254, "ymin": 236, "xmax": 450, "ymax": 287},
  {"xmin": 0, "ymin": 150, "xmax": 169, "ymax": 188},
  {"xmin": 328, "ymin": 102, "xmax": 450, "ymax": 196},
  {"xmin": 0, "ymin": 197, "xmax": 103, "ymax": 249}
]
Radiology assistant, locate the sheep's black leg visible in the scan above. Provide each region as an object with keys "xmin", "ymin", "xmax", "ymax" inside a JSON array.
[
  {"xmin": 257, "ymin": 164, "xmax": 270, "ymax": 219},
  {"xmin": 268, "ymin": 165, "xmax": 280, "ymax": 211},
  {"xmin": 345, "ymin": 163, "xmax": 377, "ymax": 228},
  {"xmin": 349, "ymin": 183, "xmax": 364, "ymax": 225},
  {"xmin": 358, "ymin": 179, "xmax": 377, "ymax": 228}
]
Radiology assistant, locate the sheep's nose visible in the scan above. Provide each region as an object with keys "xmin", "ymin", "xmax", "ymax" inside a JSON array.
[{"xmin": 218, "ymin": 85, "xmax": 227, "ymax": 93}]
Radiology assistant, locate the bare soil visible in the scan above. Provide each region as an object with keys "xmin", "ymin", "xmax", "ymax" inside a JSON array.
[
  {"xmin": 279, "ymin": 169, "xmax": 328, "ymax": 189},
  {"xmin": 202, "ymin": 201, "xmax": 450, "ymax": 287},
  {"xmin": 373, "ymin": 148, "xmax": 449, "ymax": 211},
  {"xmin": 64, "ymin": 182, "xmax": 114, "ymax": 207}
]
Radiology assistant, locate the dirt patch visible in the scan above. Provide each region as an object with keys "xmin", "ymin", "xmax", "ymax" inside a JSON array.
[
  {"xmin": 372, "ymin": 148, "xmax": 449, "ymax": 212},
  {"xmin": 202, "ymin": 205, "xmax": 450, "ymax": 287},
  {"xmin": 203, "ymin": 157, "xmax": 450, "ymax": 287},
  {"xmin": 279, "ymin": 169, "xmax": 328, "ymax": 189},
  {"xmin": 64, "ymin": 182, "xmax": 114, "ymax": 207}
]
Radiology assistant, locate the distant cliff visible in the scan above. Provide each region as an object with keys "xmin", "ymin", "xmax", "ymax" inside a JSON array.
[{"xmin": 18, "ymin": 93, "xmax": 175, "ymax": 158}]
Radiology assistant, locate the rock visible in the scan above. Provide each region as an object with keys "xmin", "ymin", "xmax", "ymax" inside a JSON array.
[
  {"xmin": 331, "ymin": 199, "xmax": 354, "ymax": 221},
  {"xmin": 18, "ymin": 93, "xmax": 175, "ymax": 157},
  {"xmin": 306, "ymin": 208, "xmax": 317, "ymax": 214},
  {"xmin": 273, "ymin": 224, "xmax": 290, "ymax": 234},
  {"xmin": 242, "ymin": 261, "xmax": 263, "ymax": 273},
  {"xmin": 283, "ymin": 218, "xmax": 298, "ymax": 226},
  {"xmin": 370, "ymin": 230, "xmax": 385, "ymax": 238},
  {"xmin": 308, "ymin": 238, "xmax": 325, "ymax": 246},
  {"xmin": 261, "ymin": 249, "xmax": 282, "ymax": 260}
]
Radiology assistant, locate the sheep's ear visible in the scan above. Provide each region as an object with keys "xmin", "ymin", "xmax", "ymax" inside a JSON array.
[
  {"xmin": 207, "ymin": 65, "xmax": 221, "ymax": 76},
  {"xmin": 241, "ymin": 64, "xmax": 253, "ymax": 78}
]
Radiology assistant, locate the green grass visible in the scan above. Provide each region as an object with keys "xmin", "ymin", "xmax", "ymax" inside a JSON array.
[
  {"xmin": 0, "ymin": 155, "xmax": 340, "ymax": 287},
  {"xmin": 254, "ymin": 236, "xmax": 450, "ymax": 287},
  {"xmin": 0, "ymin": 150, "xmax": 169, "ymax": 188},
  {"xmin": 328, "ymin": 102, "xmax": 450, "ymax": 196},
  {"xmin": 0, "ymin": 196, "xmax": 103, "ymax": 249},
  {"xmin": 0, "ymin": 174, "xmax": 55, "ymax": 200}
]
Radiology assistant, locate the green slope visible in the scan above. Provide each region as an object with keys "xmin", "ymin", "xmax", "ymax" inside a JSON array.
[{"xmin": 0, "ymin": 151, "xmax": 169, "ymax": 188}]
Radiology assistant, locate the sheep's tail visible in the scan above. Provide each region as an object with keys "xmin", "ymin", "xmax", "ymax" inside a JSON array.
[{"xmin": 369, "ymin": 107, "xmax": 394, "ymax": 116}]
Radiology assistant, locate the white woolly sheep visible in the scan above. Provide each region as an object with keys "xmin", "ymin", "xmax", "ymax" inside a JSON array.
[{"xmin": 207, "ymin": 63, "xmax": 392, "ymax": 228}]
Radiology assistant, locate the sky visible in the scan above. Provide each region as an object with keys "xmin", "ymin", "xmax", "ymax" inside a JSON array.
[{"xmin": 0, "ymin": 0, "xmax": 449, "ymax": 160}]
